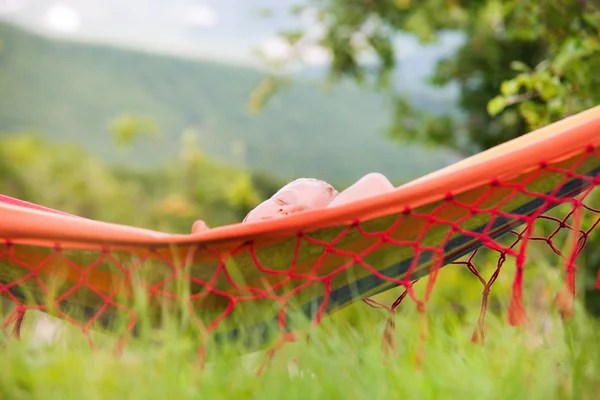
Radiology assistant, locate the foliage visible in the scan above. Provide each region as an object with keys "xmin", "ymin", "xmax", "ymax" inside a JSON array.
[
  {"xmin": 0, "ymin": 22, "xmax": 458, "ymax": 186},
  {"xmin": 256, "ymin": 0, "xmax": 600, "ymax": 314},
  {"xmin": 1, "ymin": 8, "xmax": 600, "ymax": 392},
  {"xmin": 109, "ymin": 114, "xmax": 160, "ymax": 151},
  {"xmin": 261, "ymin": 0, "xmax": 600, "ymax": 155},
  {"xmin": 0, "ymin": 132, "xmax": 280, "ymax": 233}
]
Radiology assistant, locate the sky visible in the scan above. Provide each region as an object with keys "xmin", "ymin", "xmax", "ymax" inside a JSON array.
[
  {"xmin": 0, "ymin": 0, "xmax": 462, "ymax": 72},
  {"xmin": 0, "ymin": 0, "xmax": 315, "ymax": 66}
]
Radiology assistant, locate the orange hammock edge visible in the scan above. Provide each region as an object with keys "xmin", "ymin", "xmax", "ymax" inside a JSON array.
[{"xmin": 1, "ymin": 105, "xmax": 600, "ymax": 249}]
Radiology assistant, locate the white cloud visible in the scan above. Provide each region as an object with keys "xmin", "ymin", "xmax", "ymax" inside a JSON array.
[
  {"xmin": 0, "ymin": 0, "xmax": 23, "ymax": 15},
  {"xmin": 260, "ymin": 36, "xmax": 293, "ymax": 61},
  {"xmin": 298, "ymin": 6, "xmax": 319, "ymax": 26},
  {"xmin": 186, "ymin": 4, "xmax": 219, "ymax": 28},
  {"xmin": 301, "ymin": 45, "xmax": 330, "ymax": 66},
  {"xmin": 45, "ymin": 3, "xmax": 81, "ymax": 33},
  {"xmin": 260, "ymin": 35, "xmax": 330, "ymax": 67}
]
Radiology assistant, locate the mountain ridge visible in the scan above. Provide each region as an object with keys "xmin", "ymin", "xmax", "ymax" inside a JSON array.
[{"xmin": 0, "ymin": 21, "xmax": 459, "ymax": 184}]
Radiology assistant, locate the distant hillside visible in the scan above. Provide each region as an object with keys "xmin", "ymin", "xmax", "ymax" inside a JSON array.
[
  {"xmin": 0, "ymin": 22, "xmax": 459, "ymax": 184},
  {"xmin": 1, "ymin": 0, "xmax": 463, "ymax": 72}
]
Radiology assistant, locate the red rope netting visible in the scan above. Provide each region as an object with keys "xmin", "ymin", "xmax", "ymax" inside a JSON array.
[{"xmin": 1, "ymin": 144, "xmax": 600, "ymax": 369}]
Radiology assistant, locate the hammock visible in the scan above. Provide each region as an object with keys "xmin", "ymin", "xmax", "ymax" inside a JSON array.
[{"xmin": 2, "ymin": 105, "xmax": 600, "ymax": 357}]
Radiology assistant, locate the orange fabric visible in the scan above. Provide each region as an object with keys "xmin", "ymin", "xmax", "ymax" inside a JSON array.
[
  {"xmin": 1, "ymin": 106, "xmax": 599, "ymax": 356},
  {"xmin": 2, "ymin": 105, "xmax": 600, "ymax": 249}
]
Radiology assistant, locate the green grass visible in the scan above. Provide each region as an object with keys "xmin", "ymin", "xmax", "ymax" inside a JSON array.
[
  {"xmin": 1, "ymin": 270, "xmax": 599, "ymax": 400},
  {"xmin": 1, "ymin": 201, "xmax": 599, "ymax": 399}
]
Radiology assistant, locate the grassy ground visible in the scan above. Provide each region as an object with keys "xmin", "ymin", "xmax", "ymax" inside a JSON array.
[{"xmin": 1, "ymin": 275, "xmax": 599, "ymax": 400}]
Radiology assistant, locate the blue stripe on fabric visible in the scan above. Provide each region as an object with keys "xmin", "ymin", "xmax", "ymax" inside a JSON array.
[
  {"xmin": 213, "ymin": 165, "xmax": 600, "ymax": 351},
  {"xmin": 5, "ymin": 165, "xmax": 599, "ymax": 354}
]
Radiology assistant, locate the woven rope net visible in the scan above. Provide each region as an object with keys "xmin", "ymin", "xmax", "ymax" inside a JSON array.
[{"xmin": 2, "ymin": 107, "xmax": 600, "ymax": 367}]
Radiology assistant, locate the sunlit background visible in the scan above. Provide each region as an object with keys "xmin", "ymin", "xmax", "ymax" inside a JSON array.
[
  {"xmin": 0, "ymin": 0, "xmax": 469, "ymax": 234},
  {"xmin": 1, "ymin": 3, "xmax": 600, "ymax": 395},
  {"xmin": 1, "ymin": 0, "xmax": 598, "ymax": 277},
  {"xmin": 1, "ymin": 0, "xmax": 463, "ymax": 68}
]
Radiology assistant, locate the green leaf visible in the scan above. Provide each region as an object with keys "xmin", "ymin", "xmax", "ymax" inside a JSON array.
[
  {"xmin": 551, "ymin": 37, "xmax": 590, "ymax": 75},
  {"xmin": 500, "ymin": 80, "xmax": 519, "ymax": 96},
  {"xmin": 536, "ymin": 78, "xmax": 559, "ymax": 101},
  {"xmin": 109, "ymin": 115, "xmax": 159, "ymax": 150},
  {"xmin": 519, "ymin": 101, "xmax": 543, "ymax": 129},
  {"xmin": 513, "ymin": 74, "xmax": 533, "ymax": 91},
  {"xmin": 583, "ymin": 12, "xmax": 600, "ymax": 29},
  {"xmin": 510, "ymin": 61, "xmax": 530, "ymax": 72},
  {"xmin": 547, "ymin": 97, "xmax": 565, "ymax": 114},
  {"xmin": 247, "ymin": 76, "xmax": 279, "ymax": 114},
  {"xmin": 393, "ymin": 0, "xmax": 412, "ymax": 10},
  {"xmin": 487, "ymin": 95, "xmax": 507, "ymax": 117}
]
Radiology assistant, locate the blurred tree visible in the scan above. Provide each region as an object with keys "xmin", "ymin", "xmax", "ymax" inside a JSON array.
[
  {"xmin": 256, "ymin": 0, "xmax": 600, "ymax": 155},
  {"xmin": 109, "ymin": 113, "xmax": 160, "ymax": 151},
  {"xmin": 0, "ymin": 129, "xmax": 281, "ymax": 325},
  {"xmin": 253, "ymin": 0, "xmax": 600, "ymax": 315},
  {"xmin": 0, "ymin": 132, "xmax": 274, "ymax": 233}
]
